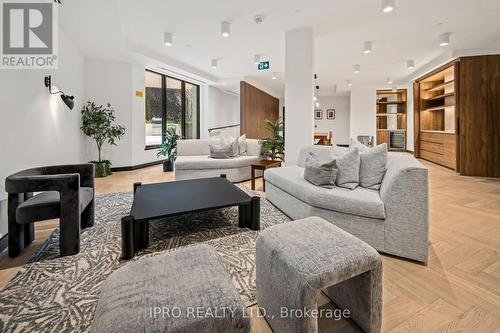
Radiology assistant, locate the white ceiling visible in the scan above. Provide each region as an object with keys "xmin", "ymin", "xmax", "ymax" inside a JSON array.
[{"xmin": 60, "ymin": 0, "xmax": 500, "ymax": 96}]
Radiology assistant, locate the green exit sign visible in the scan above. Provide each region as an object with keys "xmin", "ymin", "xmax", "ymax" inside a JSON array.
[{"xmin": 258, "ymin": 61, "xmax": 270, "ymax": 70}]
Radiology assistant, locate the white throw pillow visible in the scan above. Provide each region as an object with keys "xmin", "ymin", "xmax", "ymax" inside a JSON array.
[
  {"xmin": 349, "ymin": 138, "xmax": 369, "ymax": 152},
  {"xmin": 358, "ymin": 143, "xmax": 388, "ymax": 190},
  {"xmin": 238, "ymin": 134, "xmax": 247, "ymax": 156},
  {"xmin": 221, "ymin": 134, "xmax": 239, "ymax": 157}
]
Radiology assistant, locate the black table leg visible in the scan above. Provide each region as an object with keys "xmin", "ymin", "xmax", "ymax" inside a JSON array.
[
  {"xmin": 250, "ymin": 196, "xmax": 261, "ymax": 230},
  {"xmin": 238, "ymin": 203, "xmax": 251, "ymax": 228},
  {"xmin": 121, "ymin": 215, "xmax": 135, "ymax": 260},
  {"xmin": 133, "ymin": 182, "xmax": 142, "ymax": 195},
  {"xmin": 133, "ymin": 220, "xmax": 149, "ymax": 252}
]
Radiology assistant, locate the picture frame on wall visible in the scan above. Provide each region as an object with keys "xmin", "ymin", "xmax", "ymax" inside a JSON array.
[
  {"xmin": 327, "ymin": 109, "xmax": 336, "ymax": 120},
  {"xmin": 315, "ymin": 109, "xmax": 323, "ymax": 120}
]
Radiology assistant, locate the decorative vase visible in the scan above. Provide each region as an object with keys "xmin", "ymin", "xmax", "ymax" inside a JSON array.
[
  {"xmin": 92, "ymin": 160, "xmax": 112, "ymax": 177},
  {"xmin": 163, "ymin": 160, "xmax": 173, "ymax": 172}
]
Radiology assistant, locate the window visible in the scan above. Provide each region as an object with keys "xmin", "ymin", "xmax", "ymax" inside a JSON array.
[{"xmin": 145, "ymin": 70, "xmax": 200, "ymax": 148}]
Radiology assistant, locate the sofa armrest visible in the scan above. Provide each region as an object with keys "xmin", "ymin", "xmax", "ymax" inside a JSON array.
[{"xmin": 380, "ymin": 153, "xmax": 429, "ymax": 263}]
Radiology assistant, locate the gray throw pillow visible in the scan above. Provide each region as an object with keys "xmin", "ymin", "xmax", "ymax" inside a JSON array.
[
  {"xmin": 335, "ymin": 148, "xmax": 360, "ymax": 190},
  {"xmin": 238, "ymin": 134, "xmax": 247, "ymax": 156},
  {"xmin": 304, "ymin": 152, "xmax": 338, "ymax": 188},
  {"xmin": 349, "ymin": 138, "xmax": 369, "ymax": 152},
  {"xmin": 209, "ymin": 143, "xmax": 234, "ymax": 159},
  {"xmin": 359, "ymin": 143, "xmax": 387, "ymax": 190},
  {"xmin": 221, "ymin": 135, "xmax": 239, "ymax": 157}
]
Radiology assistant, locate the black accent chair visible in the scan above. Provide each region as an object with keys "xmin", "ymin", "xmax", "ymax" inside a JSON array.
[{"xmin": 5, "ymin": 164, "xmax": 95, "ymax": 258}]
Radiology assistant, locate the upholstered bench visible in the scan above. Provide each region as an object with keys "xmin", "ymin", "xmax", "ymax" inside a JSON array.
[
  {"xmin": 256, "ymin": 217, "xmax": 382, "ymax": 333},
  {"xmin": 91, "ymin": 244, "xmax": 250, "ymax": 333}
]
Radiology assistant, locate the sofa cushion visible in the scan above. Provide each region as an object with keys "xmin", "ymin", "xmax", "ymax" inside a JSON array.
[
  {"xmin": 175, "ymin": 155, "xmax": 259, "ymax": 170},
  {"xmin": 16, "ymin": 187, "xmax": 94, "ymax": 224},
  {"xmin": 265, "ymin": 166, "xmax": 385, "ymax": 219},
  {"xmin": 209, "ymin": 142, "xmax": 235, "ymax": 159},
  {"xmin": 304, "ymin": 152, "xmax": 337, "ymax": 188},
  {"xmin": 360, "ymin": 143, "xmax": 388, "ymax": 190},
  {"xmin": 335, "ymin": 148, "xmax": 360, "ymax": 190}
]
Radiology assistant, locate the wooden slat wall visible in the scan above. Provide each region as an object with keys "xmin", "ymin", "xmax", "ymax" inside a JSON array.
[
  {"xmin": 240, "ymin": 81, "xmax": 279, "ymax": 139},
  {"xmin": 458, "ymin": 55, "xmax": 500, "ymax": 177}
]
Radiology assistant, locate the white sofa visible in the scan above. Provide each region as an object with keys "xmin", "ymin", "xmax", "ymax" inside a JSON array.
[
  {"xmin": 264, "ymin": 145, "xmax": 429, "ymax": 263},
  {"xmin": 174, "ymin": 139, "xmax": 262, "ymax": 183}
]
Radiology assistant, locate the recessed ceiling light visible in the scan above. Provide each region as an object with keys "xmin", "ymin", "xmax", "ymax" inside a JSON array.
[
  {"xmin": 221, "ymin": 22, "xmax": 231, "ymax": 38},
  {"xmin": 164, "ymin": 32, "xmax": 173, "ymax": 46},
  {"xmin": 353, "ymin": 64, "xmax": 360, "ymax": 74},
  {"xmin": 407, "ymin": 59, "xmax": 415, "ymax": 70},
  {"xmin": 439, "ymin": 32, "xmax": 450, "ymax": 46},
  {"xmin": 272, "ymin": 72, "xmax": 278, "ymax": 80},
  {"xmin": 363, "ymin": 41, "xmax": 372, "ymax": 54},
  {"xmin": 347, "ymin": 80, "xmax": 352, "ymax": 87},
  {"xmin": 254, "ymin": 15, "xmax": 265, "ymax": 24},
  {"xmin": 211, "ymin": 59, "xmax": 218, "ymax": 69},
  {"xmin": 387, "ymin": 77, "xmax": 393, "ymax": 84},
  {"xmin": 381, "ymin": 0, "xmax": 395, "ymax": 13},
  {"xmin": 254, "ymin": 54, "xmax": 261, "ymax": 65}
]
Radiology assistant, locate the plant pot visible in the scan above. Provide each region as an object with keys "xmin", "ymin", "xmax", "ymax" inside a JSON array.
[
  {"xmin": 92, "ymin": 160, "xmax": 112, "ymax": 177},
  {"xmin": 163, "ymin": 160, "xmax": 173, "ymax": 172}
]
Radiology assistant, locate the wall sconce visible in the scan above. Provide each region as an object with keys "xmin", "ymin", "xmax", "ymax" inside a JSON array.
[{"xmin": 44, "ymin": 75, "xmax": 75, "ymax": 110}]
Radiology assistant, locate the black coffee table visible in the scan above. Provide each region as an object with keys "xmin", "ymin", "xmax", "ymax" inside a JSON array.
[{"xmin": 121, "ymin": 175, "xmax": 260, "ymax": 259}]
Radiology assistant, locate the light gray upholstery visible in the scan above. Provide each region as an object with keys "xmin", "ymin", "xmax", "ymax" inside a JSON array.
[
  {"xmin": 264, "ymin": 148, "xmax": 429, "ymax": 263},
  {"xmin": 209, "ymin": 142, "xmax": 236, "ymax": 159},
  {"xmin": 175, "ymin": 138, "xmax": 261, "ymax": 183},
  {"xmin": 303, "ymin": 152, "xmax": 337, "ymax": 188},
  {"xmin": 92, "ymin": 244, "xmax": 250, "ymax": 333},
  {"xmin": 256, "ymin": 217, "xmax": 382, "ymax": 333},
  {"xmin": 359, "ymin": 144, "xmax": 388, "ymax": 190},
  {"xmin": 335, "ymin": 147, "xmax": 360, "ymax": 189},
  {"xmin": 265, "ymin": 166, "xmax": 385, "ymax": 219},
  {"xmin": 297, "ymin": 145, "xmax": 347, "ymax": 168}
]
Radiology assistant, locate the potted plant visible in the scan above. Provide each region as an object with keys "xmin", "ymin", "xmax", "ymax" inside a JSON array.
[
  {"xmin": 260, "ymin": 118, "xmax": 285, "ymax": 161},
  {"xmin": 80, "ymin": 101, "xmax": 125, "ymax": 177},
  {"xmin": 157, "ymin": 127, "xmax": 182, "ymax": 172}
]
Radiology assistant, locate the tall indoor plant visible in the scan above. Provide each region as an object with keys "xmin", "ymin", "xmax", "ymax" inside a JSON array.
[
  {"xmin": 260, "ymin": 118, "xmax": 284, "ymax": 161},
  {"xmin": 81, "ymin": 101, "xmax": 125, "ymax": 177},
  {"xmin": 157, "ymin": 127, "xmax": 182, "ymax": 172}
]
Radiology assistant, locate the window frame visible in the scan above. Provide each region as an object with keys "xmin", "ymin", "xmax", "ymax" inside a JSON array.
[{"xmin": 144, "ymin": 69, "xmax": 200, "ymax": 150}]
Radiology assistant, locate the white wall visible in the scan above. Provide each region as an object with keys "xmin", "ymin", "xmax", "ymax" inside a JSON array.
[
  {"xmin": 0, "ymin": 30, "xmax": 86, "ymax": 239},
  {"xmin": 204, "ymin": 86, "xmax": 240, "ymax": 138},
  {"xmin": 314, "ymin": 95, "xmax": 350, "ymax": 145},
  {"xmin": 284, "ymin": 28, "xmax": 315, "ymax": 165}
]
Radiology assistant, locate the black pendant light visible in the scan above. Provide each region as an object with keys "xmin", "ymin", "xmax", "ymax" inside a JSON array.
[{"xmin": 44, "ymin": 75, "xmax": 75, "ymax": 110}]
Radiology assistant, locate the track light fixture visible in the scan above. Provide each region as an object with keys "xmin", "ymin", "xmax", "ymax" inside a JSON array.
[
  {"xmin": 407, "ymin": 59, "xmax": 415, "ymax": 70},
  {"xmin": 221, "ymin": 22, "xmax": 231, "ymax": 38},
  {"xmin": 353, "ymin": 64, "xmax": 360, "ymax": 74},
  {"xmin": 164, "ymin": 32, "xmax": 173, "ymax": 46},
  {"xmin": 211, "ymin": 59, "xmax": 218, "ymax": 69},
  {"xmin": 439, "ymin": 32, "xmax": 450, "ymax": 46},
  {"xmin": 363, "ymin": 41, "xmax": 372, "ymax": 54},
  {"xmin": 381, "ymin": 0, "xmax": 395, "ymax": 13}
]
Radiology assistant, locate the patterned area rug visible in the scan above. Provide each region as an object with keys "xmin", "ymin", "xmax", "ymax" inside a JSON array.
[{"xmin": 0, "ymin": 187, "xmax": 291, "ymax": 332}]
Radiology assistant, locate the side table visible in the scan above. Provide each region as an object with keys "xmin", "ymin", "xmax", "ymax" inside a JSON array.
[{"xmin": 251, "ymin": 160, "xmax": 282, "ymax": 192}]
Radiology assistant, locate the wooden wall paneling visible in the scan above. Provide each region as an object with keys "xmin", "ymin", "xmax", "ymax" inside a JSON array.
[
  {"xmin": 458, "ymin": 55, "xmax": 500, "ymax": 177},
  {"xmin": 240, "ymin": 81, "xmax": 279, "ymax": 139},
  {"xmin": 413, "ymin": 82, "xmax": 421, "ymax": 157},
  {"xmin": 454, "ymin": 62, "xmax": 461, "ymax": 173}
]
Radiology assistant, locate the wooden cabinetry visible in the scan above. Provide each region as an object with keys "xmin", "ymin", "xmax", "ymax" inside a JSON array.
[
  {"xmin": 414, "ymin": 55, "xmax": 500, "ymax": 177},
  {"xmin": 376, "ymin": 89, "xmax": 407, "ymax": 150}
]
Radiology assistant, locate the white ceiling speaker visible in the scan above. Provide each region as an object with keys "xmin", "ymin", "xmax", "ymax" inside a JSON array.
[
  {"xmin": 407, "ymin": 59, "xmax": 415, "ymax": 70},
  {"xmin": 254, "ymin": 15, "xmax": 265, "ymax": 24},
  {"xmin": 254, "ymin": 54, "xmax": 261, "ymax": 65},
  {"xmin": 353, "ymin": 64, "xmax": 360, "ymax": 74},
  {"xmin": 381, "ymin": 0, "xmax": 395, "ymax": 13},
  {"xmin": 387, "ymin": 77, "xmax": 393, "ymax": 84},
  {"xmin": 211, "ymin": 59, "xmax": 218, "ymax": 69},
  {"xmin": 347, "ymin": 80, "xmax": 352, "ymax": 87},
  {"xmin": 221, "ymin": 22, "xmax": 231, "ymax": 38},
  {"xmin": 164, "ymin": 32, "xmax": 173, "ymax": 46},
  {"xmin": 439, "ymin": 32, "xmax": 450, "ymax": 46},
  {"xmin": 272, "ymin": 72, "xmax": 278, "ymax": 80},
  {"xmin": 363, "ymin": 41, "xmax": 372, "ymax": 54}
]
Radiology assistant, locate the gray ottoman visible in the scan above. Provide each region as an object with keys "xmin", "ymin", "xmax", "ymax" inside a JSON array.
[
  {"xmin": 256, "ymin": 217, "xmax": 382, "ymax": 333},
  {"xmin": 91, "ymin": 244, "xmax": 250, "ymax": 333}
]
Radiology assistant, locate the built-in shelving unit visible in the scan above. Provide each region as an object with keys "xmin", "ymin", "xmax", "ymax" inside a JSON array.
[{"xmin": 376, "ymin": 89, "xmax": 407, "ymax": 151}]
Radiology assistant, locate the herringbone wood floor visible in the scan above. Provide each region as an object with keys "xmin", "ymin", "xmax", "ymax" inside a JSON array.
[{"xmin": 1, "ymin": 160, "xmax": 500, "ymax": 332}]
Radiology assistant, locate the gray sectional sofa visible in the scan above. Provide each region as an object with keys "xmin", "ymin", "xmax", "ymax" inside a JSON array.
[{"xmin": 264, "ymin": 145, "xmax": 429, "ymax": 263}]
